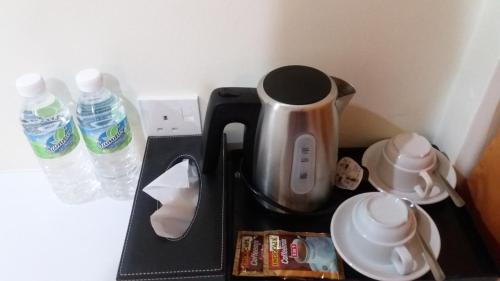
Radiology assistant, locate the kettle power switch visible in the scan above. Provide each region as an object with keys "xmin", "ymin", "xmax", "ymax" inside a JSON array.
[{"xmin": 291, "ymin": 134, "xmax": 316, "ymax": 194}]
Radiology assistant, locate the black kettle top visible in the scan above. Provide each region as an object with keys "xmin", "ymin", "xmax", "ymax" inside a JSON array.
[{"xmin": 263, "ymin": 65, "xmax": 332, "ymax": 105}]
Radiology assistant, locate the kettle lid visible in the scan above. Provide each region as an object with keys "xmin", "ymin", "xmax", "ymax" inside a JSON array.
[{"xmin": 262, "ymin": 65, "xmax": 332, "ymax": 105}]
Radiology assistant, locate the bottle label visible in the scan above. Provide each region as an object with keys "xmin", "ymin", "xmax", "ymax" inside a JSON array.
[
  {"xmin": 81, "ymin": 117, "xmax": 132, "ymax": 154},
  {"xmin": 26, "ymin": 120, "xmax": 80, "ymax": 159}
]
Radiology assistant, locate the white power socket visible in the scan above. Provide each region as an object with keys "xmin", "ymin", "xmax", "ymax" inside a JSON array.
[{"xmin": 138, "ymin": 95, "xmax": 202, "ymax": 136}]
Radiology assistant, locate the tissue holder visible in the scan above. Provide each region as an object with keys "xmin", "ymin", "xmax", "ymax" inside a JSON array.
[{"xmin": 117, "ymin": 136, "xmax": 227, "ymax": 281}]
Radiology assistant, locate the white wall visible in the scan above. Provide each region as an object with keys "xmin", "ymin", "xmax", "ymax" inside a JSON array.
[
  {"xmin": 0, "ymin": 0, "xmax": 488, "ymax": 171},
  {"xmin": 433, "ymin": 0, "xmax": 500, "ymax": 177},
  {"xmin": 453, "ymin": 63, "xmax": 500, "ymax": 177}
]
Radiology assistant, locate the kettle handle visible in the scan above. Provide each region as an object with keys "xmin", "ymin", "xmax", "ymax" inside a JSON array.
[{"xmin": 202, "ymin": 87, "xmax": 261, "ymax": 173}]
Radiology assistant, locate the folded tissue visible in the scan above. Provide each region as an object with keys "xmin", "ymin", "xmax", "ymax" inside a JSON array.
[{"xmin": 143, "ymin": 158, "xmax": 200, "ymax": 240}]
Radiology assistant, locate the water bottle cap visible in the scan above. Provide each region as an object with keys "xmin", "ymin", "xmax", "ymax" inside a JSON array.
[
  {"xmin": 16, "ymin": 73, "xmax": 46, "ymax": 97},
  {"xmin": 76, "ymin": 68, "xmax": 103, "ymax": 93}
]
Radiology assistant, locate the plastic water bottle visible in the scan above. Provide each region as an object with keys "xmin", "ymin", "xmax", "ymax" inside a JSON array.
[
  {"xmin": 75, "ymin": 69, "xmax": 139, "ymax": 200},
  {"xmin": 16, "ymin": 73, "xmax": 101, "ymax": 203}
]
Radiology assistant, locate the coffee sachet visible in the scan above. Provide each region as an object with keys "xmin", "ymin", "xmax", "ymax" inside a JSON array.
[
  {"xmin": 232, "ymin": 231, "xmax": 265, "ymax": 276},
  {"xmin": 233, "ymin": 230, "xmax": 344, "ymax": 280}
]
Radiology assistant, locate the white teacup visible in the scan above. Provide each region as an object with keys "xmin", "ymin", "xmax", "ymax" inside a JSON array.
[
  {"xmin": 351, "ymin": 193, "xmax": 417, "ymax": 275},
  {"xmin": 377, "ymin": 133, "xmax": 437, "ymax": 198}
]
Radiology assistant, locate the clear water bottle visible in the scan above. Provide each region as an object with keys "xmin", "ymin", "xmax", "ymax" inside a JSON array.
[
  {"xmin": 16, "ymin": 73, "xmax": 101, "ymax": 203},
  {"xmin": 75, "ymin": 69, "xmax": 139, "ymax": 200}
]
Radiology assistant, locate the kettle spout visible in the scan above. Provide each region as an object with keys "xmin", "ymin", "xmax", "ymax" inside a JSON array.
[{"xmin": 332, "ymin": 76, "xmax": 356, "ymax": 114}]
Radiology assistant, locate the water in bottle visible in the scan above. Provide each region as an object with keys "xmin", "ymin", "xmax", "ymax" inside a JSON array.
[
  {"xmin": 16, "ymin": 73, "xmax": 101, "ymax": 203},
  {"xmin": 75, "ymin": 69, "xmax": 139, "ymax": 200}
]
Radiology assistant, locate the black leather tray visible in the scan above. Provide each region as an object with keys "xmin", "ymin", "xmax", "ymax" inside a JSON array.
[
  {"xmin": 228, "ymin": 148, "xmax": 498, "ymax": 280},
  {"xmin": 118, "ymin": 136, "xmax": 498, "ymax": 281},
  {"xmin": 117, "ymin": 136, "xmax": 227, "ymax": 281}
]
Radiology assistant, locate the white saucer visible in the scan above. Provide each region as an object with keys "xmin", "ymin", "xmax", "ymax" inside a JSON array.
[
  {"xmin": 362, "ymin": 140, "xmax": 457, "ymax": 205},
  {"xmin": 331, "ymin": 193, "xmax": 441, "ymax": 281}
]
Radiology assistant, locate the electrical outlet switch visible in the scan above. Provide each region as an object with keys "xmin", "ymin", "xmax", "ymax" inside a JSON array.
[{"xmin": 138, "ymin": 95, "xmax": 201, "ymax": 136}]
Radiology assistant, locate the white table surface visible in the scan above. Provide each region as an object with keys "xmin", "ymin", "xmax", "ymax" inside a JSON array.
[{"xmin": 0, "ymin": 170, "xmax": 133, "ymax": 281}]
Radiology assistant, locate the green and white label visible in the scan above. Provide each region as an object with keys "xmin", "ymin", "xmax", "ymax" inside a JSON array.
[
  {"xmin": 26, "ymin": 120, "xmax": 80, "ymax": 159},
  {"xmin": 80, "ymin": 117, "xmax": 132, "ymax": 154}
]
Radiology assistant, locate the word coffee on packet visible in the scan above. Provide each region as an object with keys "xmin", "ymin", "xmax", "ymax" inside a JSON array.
[{"xmin": 233, "ymin": 230, "xmax": 344, "ymax": 280}]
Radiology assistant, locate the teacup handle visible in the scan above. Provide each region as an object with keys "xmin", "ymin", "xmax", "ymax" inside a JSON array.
[
  {"xmin": 391, "ymin": 245, "xmax": 413, "ymax": 275},
  {"xmin": 414, "ymin": 170, "xmax": 434, "ymax": 199}
]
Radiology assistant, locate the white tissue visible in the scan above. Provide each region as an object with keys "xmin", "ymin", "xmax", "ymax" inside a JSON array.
[{"xmin": 143, "ymin": 159, "xmax": 200, "ymax": 239}]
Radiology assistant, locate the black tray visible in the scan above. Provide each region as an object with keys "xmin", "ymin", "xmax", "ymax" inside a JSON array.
[
  {"xmin": 117, "ymin": 136, "xmax": 498, "ymax": 281},
  {"xmin": 227, "ymin": 148, "xmax": 498, "ymax": 280}
]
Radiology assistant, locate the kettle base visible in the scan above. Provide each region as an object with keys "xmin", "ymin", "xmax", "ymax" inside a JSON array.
[{"xmin": 238, "ymin": 169, "xmax": 332, "ymax": 215}]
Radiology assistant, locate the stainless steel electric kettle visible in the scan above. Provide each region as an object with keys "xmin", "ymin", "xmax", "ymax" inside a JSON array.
[{"xmin": 202, "ymin": 65, "xmax": 355, "ymax": 213}]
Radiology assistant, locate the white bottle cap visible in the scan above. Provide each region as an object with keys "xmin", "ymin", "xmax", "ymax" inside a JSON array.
[
  {"xmin": 75, "ymin": 68, "xmax": 103, "ymax": 93},
  {"xmin": 16, "ymin": 73, "xmax": 46, "ymax": 97}
]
